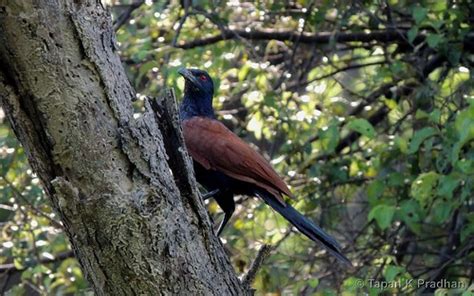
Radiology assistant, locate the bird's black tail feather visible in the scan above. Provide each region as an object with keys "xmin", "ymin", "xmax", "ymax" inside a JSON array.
[{"xmin": 256, "ymin": 190, "xmax": 352, "ymax": 266}]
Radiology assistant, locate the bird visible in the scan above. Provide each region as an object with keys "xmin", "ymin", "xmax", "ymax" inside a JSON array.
[{"xmin": 178, "ymin": 68, "xmax": 351, "ymax": 265}]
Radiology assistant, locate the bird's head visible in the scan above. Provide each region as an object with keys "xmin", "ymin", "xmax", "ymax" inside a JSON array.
[{"xmin": 178, "ymin": 68, "xmax": 214, "ymax": 98}]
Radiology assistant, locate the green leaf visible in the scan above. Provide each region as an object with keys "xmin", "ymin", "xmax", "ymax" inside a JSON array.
[
  {"xmin": 320, "ymin": 124, "xmax": 340, "ymax": 153},
  {"xmin": 462, "ymin": 290, "xmax": 474, "ymax": 296},
  {"xmin": 415, "ymin": 109, "xmax": 429, "ymax": 120},
  {"xmin": 454, "ymin": 102, "xmax": 474, "ymax": 144},
  {"xmin": 388, "ymin": 172, "xmax": 405, "ymax": 187},
  {"xmin": 384, "ymin": 98, "xmax": 398, "ymax": 110},
  {"xmin": 411, "ymin": 172, "xmax": 439, "ymax": 205},
  {"xmin": 369, "ymin": 204, "xmax": 396, "ymax": 230},
  {"xmin": 134, "ymin": 49, "xmax": 150, "ymax": 62},
  {"xmin": 408, "ymin": 127, "xmax": 437, "ymax": 154},
  {"xmin": 450, "ymin": 103, "xmax": 474, "ymax": 163},
  {"xmin": 367, "ymin": 180, "xmax": 384, "ymax": 201},
  {"xmin": 426, "ymin": 34, "xmax": 443, "ymax": 49},
  {"xmin": 430, "ymin": 20, "xmax": 445, "ymax": 30},
  {"xmin": 461, "ymin": 223, "xmax": 474, "ymax": 243},
  {"xmin": 308, "ymin": 278, "xmax": 319, "ymax": 288},
  {"xmin": 256, "ymin": 74, "xmax": 268, "ymax": 91},
  {"xmin": 437, "ymin": 174, "xmax": 461, "ymax": 199},
  {"xmin": 407, "ymin": 27, "xmax": 419, "ymax": 44},
  {"xmin": 447, "ymin": 46, "xmax": 462, "ymax": 65},
  {"xmin": 389, "ymin": 61, "xmax": 403, "ymax": 75},
  {"xmin": 396, "ymin": 136, "xmax": 408, "ymax": 154},
  {"xmin": 347, "ymin": 118, "xmax": 376, "ymax": 139},
  {"xmin": 343, "ymin": 277, "xmax": 363, "ymax": 292},
  {"xmin": 457, "ymin": 159, "xmax": 474, "ymax": 175},
  {"xmin": 399, "ymin": 200, "xmax": 422, "ymax": 234},
  {"xmin": 247, "ymin": 111, "xmax": 263, "ymax": 139},
  {"xmin": 14, "ymin": 257, "xmax": 25, "ymax": 270},
  {"xmin": 428, "ymin": 109, "xmax": 441, "ymax": 124},
  {"xmin": 238, "ymin": 64, "xmax": 250, "ymax": 81},
  {"xmin": 384, "ymin": 265, "xmax": 404, "ymax": 282},
  {"xmin": 432, "ymin": 200, "xmax": 452, "ymax": 224},
  {"xmin": 412, "ymin": 7, "xmax": 427, "ymax": 24}
]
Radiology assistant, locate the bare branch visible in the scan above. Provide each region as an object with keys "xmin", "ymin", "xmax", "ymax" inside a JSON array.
[
  {"xmin": 113, "ymin": 1, "xmax": 145, "ymax": 31},
  {"xmin": 242, "ymin": 244, "xmax": 273, "ymax": 289},
  {"xmin": 174, "ymin": 28, "xmax": 427, "ymax": 49}
]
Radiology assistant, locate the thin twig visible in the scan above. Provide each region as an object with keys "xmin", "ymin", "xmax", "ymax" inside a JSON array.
[
  {"xmin": 0, "ymin": 250, "xmax": 74, "ymax": 273},
  {"xmin": 113, "ymin": 0, "xmax": 145, "ymax": 31},
  {"xmin": 171, "ymin": 0, "xmax": 190, "ymax": 47},
  {"xmin": 241, "ymin": 244, "xmax": 273, "ymax": 288},
  {"xmin": 290, "ymin": 61, "xmax": 387, "ymax": 90},
  {"xmin": 2, "ymin": 176, "xmax": 63, "ymax": 229}
]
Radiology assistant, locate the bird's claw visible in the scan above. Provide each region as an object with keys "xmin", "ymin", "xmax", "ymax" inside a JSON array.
[{"xmin": 201, "ymin": 189, "xmax": 219, "ymax": 200}]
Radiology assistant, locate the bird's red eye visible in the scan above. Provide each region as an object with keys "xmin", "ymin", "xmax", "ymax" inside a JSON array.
[{"xmin": 199, "ymin": 75, "xmax": 207, "ymax": 81}]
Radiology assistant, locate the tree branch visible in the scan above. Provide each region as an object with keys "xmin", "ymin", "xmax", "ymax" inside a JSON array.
[
  {"xmin": 174, "ymin": 28, "xmax": 427, "ymax": 49},
  {"xmin": 241, "ymin": 244, "xmax": 273, "ymax": 289},
  {"xmin": 113, "ymin": 1, "xmax": 145, "ymax": 31}
]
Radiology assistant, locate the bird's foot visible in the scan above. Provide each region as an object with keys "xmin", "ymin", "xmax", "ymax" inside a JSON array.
[{"xmin": 201, "ymin": 189, "xmax": 219, "ymax": 200}]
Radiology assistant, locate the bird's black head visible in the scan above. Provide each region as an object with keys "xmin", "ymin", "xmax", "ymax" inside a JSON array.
[
  {"xmin": 178, "ymin": 68, "xmax": 216, "ymax": 119},
  {"xmin": 178, "ymin": 68, "xmax": 214, "ymax": 97}
]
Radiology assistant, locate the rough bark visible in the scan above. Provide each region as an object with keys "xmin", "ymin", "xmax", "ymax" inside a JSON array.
[{"xmin": 0, "ymin": 1, "xmax": 248, "ymax": 295}]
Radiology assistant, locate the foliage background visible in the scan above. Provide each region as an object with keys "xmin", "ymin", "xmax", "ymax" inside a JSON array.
[{"xmin": 1, "ymin": 0, "xmax": 473, "ymax": 294}]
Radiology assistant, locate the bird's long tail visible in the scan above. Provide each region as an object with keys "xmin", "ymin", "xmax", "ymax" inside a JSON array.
[{"xmin": 256, "ymin": 190, "xmax": 352, "ymax": 266}]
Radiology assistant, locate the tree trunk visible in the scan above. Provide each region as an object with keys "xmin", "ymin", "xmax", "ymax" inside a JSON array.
[{"xmin": 0, "ymin": 1, "xmax": 248, "ymax": 295}]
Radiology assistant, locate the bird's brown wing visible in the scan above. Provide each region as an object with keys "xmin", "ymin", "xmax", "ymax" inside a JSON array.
[{"xmin": 182, "ymin": 117, "xmax": 293, "ymax": 205}]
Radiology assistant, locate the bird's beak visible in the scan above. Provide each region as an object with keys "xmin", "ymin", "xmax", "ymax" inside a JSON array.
[{"xmin": 178, "ymin": 68, "xmax": 201, "ymax": 89}]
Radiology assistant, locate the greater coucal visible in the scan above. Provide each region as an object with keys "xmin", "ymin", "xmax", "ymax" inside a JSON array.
[{"xmin": 178, "ymin": 68, "xmax": 351, "ymax": 265}]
